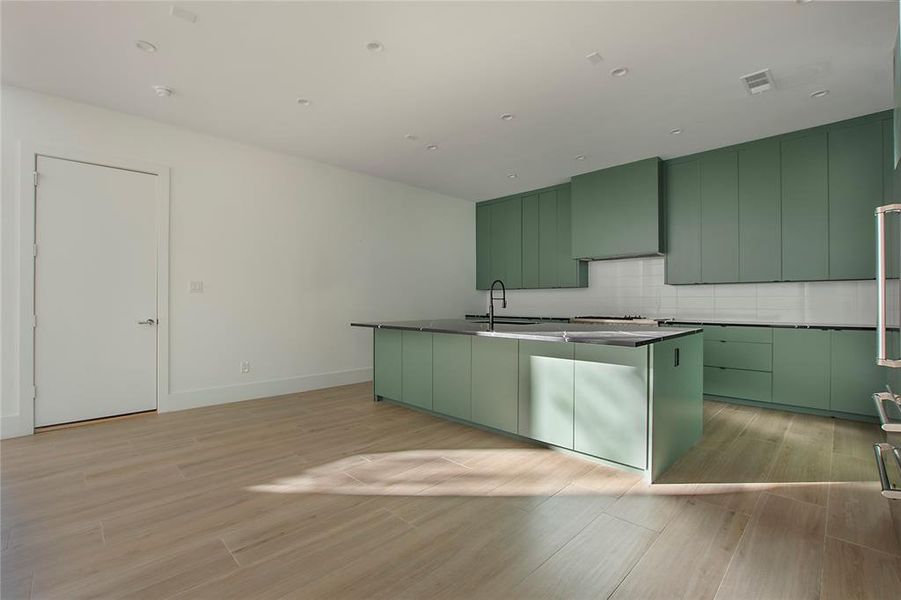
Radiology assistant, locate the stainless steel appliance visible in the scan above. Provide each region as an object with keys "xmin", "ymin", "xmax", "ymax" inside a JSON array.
[{"xmin": 873, "ymin": 204, "xmax": 901, "ymax": 542}]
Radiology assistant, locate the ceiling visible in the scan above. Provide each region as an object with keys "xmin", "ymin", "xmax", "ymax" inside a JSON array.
[{"xmin": 2, "ymin": 1, "xmax": 898, "ymax": 201}]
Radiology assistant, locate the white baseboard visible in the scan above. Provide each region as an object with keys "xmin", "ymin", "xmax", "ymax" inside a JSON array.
[
  {"xmin": 1, "ymin": 414, "xmax": 27, "ymax": 439},
  {"xmin": 163, "ymin": 367, "xmax": 373, "ymax": 412}
]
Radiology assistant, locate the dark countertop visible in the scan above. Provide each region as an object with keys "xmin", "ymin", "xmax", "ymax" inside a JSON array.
[
  {"xmin": 351, "ymin": 319, "xmax": 701, "ymax": 348},
  {"xmin": 657, "ymin": 318, "xmax": 882, "ymax": 331}
]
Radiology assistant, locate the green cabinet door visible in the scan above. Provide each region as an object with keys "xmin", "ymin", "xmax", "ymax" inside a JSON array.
[
  {"xmin": 574, "ymin": 344, "xmax": 648, "ymax": 469},
  {"xmin": 401, "ymin": 331, "xmax": 432, "ymax": 409},
  {"xmin": 471, "ymin": 337, "xmax": 519, "ymax": 433},
  {"xmin": 538, "ymin": 190, "xmax": 558, "ymax": 287},
  {"xmin": 665, "ymin": 160, "xmax": 702, "ymax": 284},
  {"xmin": 476, "ymin": 203, "xmax": 491, "ymax": 290},
  {"xmin": 521, "ymin": 194, "xmax": 540, "ymax": 289},
  {"xmin": 828, "ymin": 120, "xmax": 884, "ymax": 280},
  {"xmin": 556, "ymin": 185, "xmax": 588, "ymax": 288},
  {"xmin": 738, "ymin": 139, "xmax": 782, "ymax": 282},
  {"xmin": 700, "ymin": 149, "xmax": 739, "ymax": 283},
  {"xmin": 518, "ymin": 340, "xmax": 574, "ymax": 449},
  {"xmin": 374, "ymin": 328, "xmax": 403, "ymax": 401},
  {"xmin": 489, "ymin": 197, "xmax": 523, "ymax": 288},
  {"xmin": 772, "ymin": 329, "xmax": 830, "ymax": 410},
  {"xmin": 830, "ymin": 330, "xmax": 884, "ymax": 417},
  {"xmin": 571, "ymin": 157, "xmax": 662, "ymax": 259},
  {"xmin": 433, "ymin": 333, "xmax": 472, "ymax": 420},
  {"xmin": 781, "ymin": 131, "xmax": 829, "ymax": 281},
  {"xmin": 884, "ymin": 118, "xmax": 900, "ymax": 279}
]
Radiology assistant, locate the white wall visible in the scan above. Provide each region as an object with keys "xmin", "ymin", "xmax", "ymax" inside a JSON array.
[
  {"xmin": 1, "ymin": 86, "xmax": 483, "ymax": 437},
  {"xmin": 494, "ymin": 256, "xmax": 886, "ymax": 326}
]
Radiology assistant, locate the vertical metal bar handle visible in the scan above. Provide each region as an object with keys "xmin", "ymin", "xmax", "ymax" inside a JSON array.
[{"xmin": 876, "ymin": 204, "xmax": 901, "ymax": 367}]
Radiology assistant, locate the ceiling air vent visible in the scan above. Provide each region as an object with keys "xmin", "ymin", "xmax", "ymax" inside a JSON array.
[{"xmin": 740, "ymin": 69, "xmax": 775, "ymax": 95}]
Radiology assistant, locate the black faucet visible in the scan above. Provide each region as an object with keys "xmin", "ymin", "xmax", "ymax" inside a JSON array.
[{"xmin": 488, "ymin": 280, "xmax": 506, "ymax": 330}]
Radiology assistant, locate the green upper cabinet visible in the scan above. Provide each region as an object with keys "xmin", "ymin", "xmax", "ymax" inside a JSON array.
[
  {"xmin": 781, "ymin": 131, "xmax": 829, "ymax": 281},
  {"xmin": 571, "ymin": 157, "xmax": 663, "ymax": 260},
  {"xmin": 664, "ymin": 111, "xmax": 891, "ymax": 285},
  {"xmin": 555, "ymin": 185, "xmax": 589, "ymax": 288},
  {"xmin": 828, "ymin": 120, "xmax": 884, "ymax": 280},
  {"xmin": 738, "ymin": 139, "xmax": 781, "ymax": 282},
  {"xmin": 476, "ymin": 183, "xmax": 586, "ymax": 290},
  {"xmin": 521, "ymin": 193, "xmax": 540, "ymax": 289},
  {"xmin": 489, "ymin": 197, "xmax": 523, "ymax": 288},
  {"xmin": 475, "ymin": 203, "xmax": 492, "ymax": 290},
  {"xmin": 665, "ymin": 159, "xmax": 702, "ymax": 284},
  {"xmin": 700, "ymin": 149, "xmax": 740, "ymax": 283}
]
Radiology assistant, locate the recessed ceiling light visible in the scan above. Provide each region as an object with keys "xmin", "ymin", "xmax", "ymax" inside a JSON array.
[
  {"xmin": 810, "ymin": 89, "xmax": 829, "ymax": 98},
  {"xmin": 610, "ymin": 67, "xmax": 629, "ymax": 77},
  {"xmin": 296, "ymin": 98, "xmax": 311, "ymax": 106},
  {"xmin": 152, "ymin": 85, "xmax": 173, "ymax": 97},
  {"xmin": 508, "ymin": 174, "xmax": 518, "ymax": 179},
  {"xmin": 500, "ymin": 113, "xmax": 515, "ymax": 121},
  {"xmin": 426, "ymin": 144, "xmax": 438, "ymax": 151},
  {"xmin": 404, "ymin": 133, "xmax": 418, "ymax": 141},
  {"xmin": 795, "ymin": 0, "xmax": 813, "ymax": 4},
  {"xmin": 135, "ymin": 40, "xmax": 157, "ymax": 53},
  {"xmin": 670, "ymin": 128, "xmax": 683, "ymax": 135},
  {"xmin": 366, "ymin": 41, "xmax": 384, "ymax": 52},
  {"xmin": 575, "ymin": 155, "xmax": 586, "ymax": 161}
]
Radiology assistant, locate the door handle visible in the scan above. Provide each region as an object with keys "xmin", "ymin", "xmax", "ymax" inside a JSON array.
[
  {"xmin": 137, "ymin": 319, "xmax": 157, "ymax": 326},
  {"xmin": 876, "ymin": 204, "xmax": 901, "ymax": 367}
]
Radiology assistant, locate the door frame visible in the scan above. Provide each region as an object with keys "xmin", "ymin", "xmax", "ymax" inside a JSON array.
[{"xmin": 17, "ymin": 142, "xmax": 171, "ymax": 435}]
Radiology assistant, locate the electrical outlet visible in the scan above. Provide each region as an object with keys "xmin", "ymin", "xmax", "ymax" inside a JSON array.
[
  {"xmin": 190, "ymin": 280, "xmax": 204, "ymax": 293},
  {"xmin": 240, "ymin": 360, "xmax": 250, "ymax": 374}
]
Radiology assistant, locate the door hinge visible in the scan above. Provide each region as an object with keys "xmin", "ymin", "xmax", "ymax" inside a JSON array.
[
  {"xmin": 32, "ymin": 243, "xmax": 38, "ymax": 257},
  {"xmin": 32, "ymin": 385, "xmax": 36, "ymax": 399},
  {"xmin": 33, "ymin": 171, "xmax": 39, "ymax": 187},
  {"xmin": 32, "ymin": 314, "xmax": 37, "ymax": 328}
]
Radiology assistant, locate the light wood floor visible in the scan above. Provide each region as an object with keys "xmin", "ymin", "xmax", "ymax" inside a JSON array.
[{"xmin": 2, "ymin": 382, "xmax": 900, "ymax": 599}]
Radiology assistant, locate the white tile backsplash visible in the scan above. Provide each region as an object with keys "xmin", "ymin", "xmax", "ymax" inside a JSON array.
[{"xmin": 495, "ymin": 256, "xmax": 883, "ymax": 326}]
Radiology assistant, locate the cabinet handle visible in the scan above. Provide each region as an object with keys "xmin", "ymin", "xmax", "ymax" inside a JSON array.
[
  {"xmin": 876, "ymin": 204, "xmax": 901, "ymax": 367},
  {"xmin": 873, "ymin": 443, "xmax": 901, "ymax": 499}
]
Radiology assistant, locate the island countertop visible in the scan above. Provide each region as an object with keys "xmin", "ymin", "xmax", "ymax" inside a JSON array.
[{"xmin": 351, "ymin": 319, "xmax": 701, "ymax": 348}]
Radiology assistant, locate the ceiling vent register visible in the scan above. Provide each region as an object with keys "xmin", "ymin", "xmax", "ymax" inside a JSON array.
[{"xmin": 740, "ymin": 68, "xmax": 775, "ymax": 95}]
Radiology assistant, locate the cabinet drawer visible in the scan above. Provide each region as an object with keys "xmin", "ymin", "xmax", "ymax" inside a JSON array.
[
  {"xmin": 704, "ymin": 340, "xmax": 772, "ymax": 372},
  {"xmin": 704, "ymin": 367, "xmax": 772, "ymax": 402},
  {"xmin": 702, "ymin": 325, "xmax": 773, "ymax": 343}
]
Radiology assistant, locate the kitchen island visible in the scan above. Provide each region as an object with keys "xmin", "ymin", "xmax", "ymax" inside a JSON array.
[{"xmin": 352, "ymin": 319, "xmax": 703, "ymax": 481}]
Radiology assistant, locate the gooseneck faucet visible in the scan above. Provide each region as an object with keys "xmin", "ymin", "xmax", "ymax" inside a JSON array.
[{"xmin": 488, "ymin": 279, "xmax": 507, "ymax": 330}]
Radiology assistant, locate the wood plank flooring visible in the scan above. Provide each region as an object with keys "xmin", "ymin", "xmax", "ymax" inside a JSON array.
[{"xmin": 2, "ymin": 383, "xmax": 899, "ymax": 599}]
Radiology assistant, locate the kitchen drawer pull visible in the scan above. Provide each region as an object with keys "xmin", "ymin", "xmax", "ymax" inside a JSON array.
[
  {"xmin": 874, "ymin": 393, "xmax": 901, "ymax": 433},
  {"xmin": 873, "ymin": 443, "xmax": 901, "ymax": 500}
]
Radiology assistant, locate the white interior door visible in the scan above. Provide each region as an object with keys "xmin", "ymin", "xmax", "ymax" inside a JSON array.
[{"xmin": 34, "ymin": 156, "xmax": 158, "ymax": 427}]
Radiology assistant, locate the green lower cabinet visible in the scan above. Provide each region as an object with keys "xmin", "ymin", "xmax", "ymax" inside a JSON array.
[
  {"xmin": 703, "ymin": 340, "xmax": 772, "ymax": 371},
  {"xmin": 401, "ymin": 331, "xmax": 433, "ymax": 409},
  {"xmin": 518, "ymin": 341, "xmax": 575, "ymax": 449},
  {"xmin": 830, "ymin": 330, "xmax": 884, "ymax": 417},
  {"xmin": 704, "ymin": 367, "xmax": 772, "ymax": 403},
  {"xmin": 432, "ymin": 333, "xmax": 472, "ymax": 420},
  {"xmin": 574, "ymin": 344, "xmax": 648, "ymax": 469},
  {"xmin": 471, "ymin": 337, "xmax": 519, "ymax": 433},
  {"xmin": 772, "ymin": 329, "xmax": 830, "ymax": 410},
  {"xmin": 374, "ymin": 329, "xmax": 403, "ymax": 401}
]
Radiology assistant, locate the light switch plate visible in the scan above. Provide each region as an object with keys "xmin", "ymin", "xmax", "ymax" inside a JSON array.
[{"xmin": 190, "ymin": 281, "xmax": 204, "ymax": 293}]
